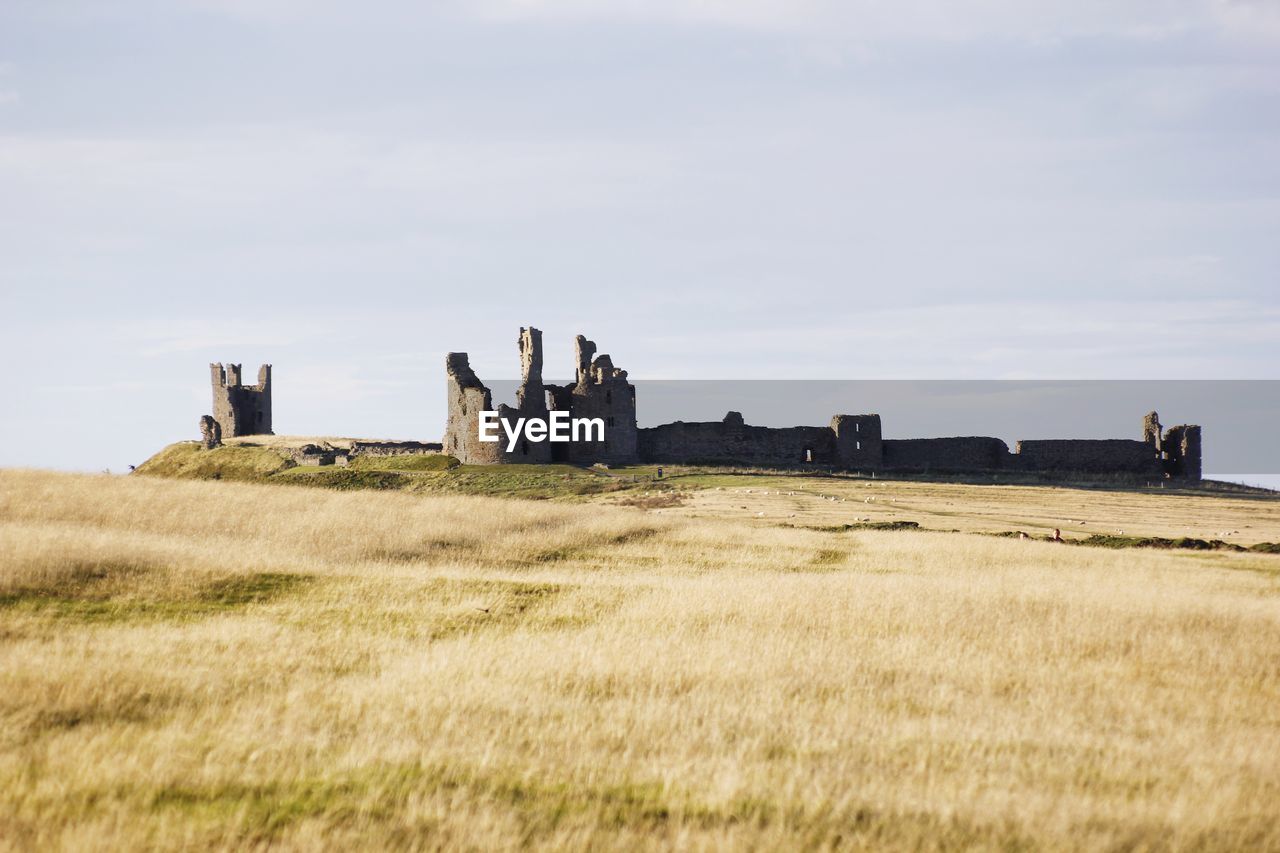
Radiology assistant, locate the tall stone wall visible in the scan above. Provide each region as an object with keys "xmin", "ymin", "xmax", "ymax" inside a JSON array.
[
  {"xmin": 548, "ymin": 335, "xmax": 639, "ymax": 465},
  {"xmin": 442, "ymin": 346, "xmax": 555, "ymax": 465},
  {"xmin": 831, "ymin": 414, "xmax": 883, "ymax": 469},
  {"xmin": 637, "ymin": 412, "xmax": 838, "ymax": 465},
  {"xmin": 1011, "ymin": 439, "xmax": 1162, "ymax": 476},
  {"xmin": 881, "ymin": 437, "xmax": 1010, "ymax": 472},
  {"xmin": 1143, "ymin": 412, "xmax": 1202, "ymax": 481},
  {"xmin": 443, "ymin": 327, "xmax": 638, "ymax": 465},
  {"xmin": 1162, "ymin": 425, "xmax": 1202, "ymax": 481},
  {"xmin": 437, "ymin": 330, "xmax": 1203, "ymax": 479},
  {"xmin": 442, "ymin": 352, "xmax": 501, "ymax": 464},
  {"xmin": 1142, "ymin": 411, "xmax": 1163, "ymax": 452},
  {"xmin": 506, "ymin": 327, "xmax": 553, "ymax": 463},
  {"xmin": 210, "ymin": 363, "xmax": 272, "ymax": 437}
]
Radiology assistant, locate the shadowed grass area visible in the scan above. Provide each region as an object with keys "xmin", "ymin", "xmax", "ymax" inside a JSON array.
[
  {"xmin": 283, "ymin": 576, "xmax": 630, "ymax": 643},
  {"xmin": 424, "ymin": 465, "xmax": 631, "ymax": 499},
  {"xmin": 96, "ymin": 760, "xmax": 1053, "ymax": 849},
  {"xmin": 414, "ymin": 578, "xmax": 569, "ymax": 641},
  {"xmin": 273, "ymin": 468, "xmax": 411, "ymax": 491},
  {"xmin": 350, "ymin": 454, "xmax": 460, "ymax": 472},
  {"xmin": 1071, "ymin": 533, "xmax": 1280, "ymax": 554},
  {"xmin": 77, "ymin": 759, "xmax": 1279, "ymax": 851},
  {"xmin": 804, "ymin": 521, "xmax": 923, "ymax": 533},
  {"xmin": 0, "ymin": 568, "xmax": 314, "ymax": 623},
  {"xmin": 136, "ymin": 763, "xmax": 707, "ymax": 843}
]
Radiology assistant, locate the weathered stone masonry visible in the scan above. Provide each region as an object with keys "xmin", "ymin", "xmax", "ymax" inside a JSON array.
[
  {"xmin": 441, "ymin": 328, "xmax": 1202, "ymax": 480},
  {"xmin": 444, "ymin": 328, "xmax": 556, "ymax": 464},
  {"xmin": 199, "ymin": 329, "xmax": 1203, "ymax": 481},
  {"xmin": 207, "ymin": 363, "xmax": 272, "ymax": 439},
  {"xmin": 546, "ymin": 335, "xmax": 638, "ymax": 465}
]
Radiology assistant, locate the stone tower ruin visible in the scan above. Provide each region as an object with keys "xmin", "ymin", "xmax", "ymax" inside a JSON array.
[
  {"xmin": 1144, "ymin": 412, "xmax": 1201, "ymax": 481},
  {"xmin": 210, "ymin": 363, "xmax": 273, "ymax": 437},
  {"xmin": 443, "ymin": 328, "xmax": 557, "ymax": 464},
  {"xmin": 545, "ymin": 335, "xmax": 639, "ymax": 464},
  {"xmin": 443, "ymin": 327, "xmax": 638, "ymax": 465}
]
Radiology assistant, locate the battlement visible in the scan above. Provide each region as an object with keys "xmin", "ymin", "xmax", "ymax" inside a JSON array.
[{"xmin": 208, "ymin": 362, "xmax": 272, "ymax": 438}]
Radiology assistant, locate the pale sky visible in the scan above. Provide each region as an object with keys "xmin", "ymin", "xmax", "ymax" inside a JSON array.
[{"xmin": 1, "ymin": 0, "xmax": 1277, "ymax": 471}]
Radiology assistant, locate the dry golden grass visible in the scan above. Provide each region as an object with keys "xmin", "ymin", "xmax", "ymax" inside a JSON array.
[
  {"xmin": 2, "ymin": 468, "xmax": 1279, "ymax": 850},
  {"xmin": 652, "ymin": 475, "xmax": 1280, "ymax": 544}
]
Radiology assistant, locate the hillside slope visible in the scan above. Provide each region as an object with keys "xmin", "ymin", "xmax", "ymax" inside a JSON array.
[{"xmin": 2, "ymin": 469, "xmax": 1279, "ymax": 849}]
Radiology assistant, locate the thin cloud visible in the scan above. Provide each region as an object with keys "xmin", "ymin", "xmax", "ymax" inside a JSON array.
[{"xmin": 469, "ymin": 0, "xmax": 1240, "ymax": 42}]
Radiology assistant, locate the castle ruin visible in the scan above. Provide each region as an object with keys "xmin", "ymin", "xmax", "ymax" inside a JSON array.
[
  {"xmin": 442, "ymin": 328, "xmax": 1202, "ymax": 480},
  {"xmin": 444, "ymin": 329, "xmax": 637, "ymax": 465},
  {"xmin": 207, "ymin": 363, "xmax": 273, "ymax": 438},
  {"xmin": 196, "ymin": 330, "xmax": 1202, "ymax": 480}
]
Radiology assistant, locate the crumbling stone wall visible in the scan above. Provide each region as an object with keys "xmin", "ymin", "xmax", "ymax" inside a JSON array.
[
  {"xmin": 442, "ymin": 352, "xmax": 503, "ymax": 464},
  {"xmin": 442, "ymin": 328, "xmax": 557, "ymax": 464},
  {"xmin": 881, "ymin": 437, "xmax": 1010, "ymax": 472},
  {"xmin": 831, "ymin": 414, "xmax": 882, "ymax": 469},
  {"xmin": 1142, "ymin": 411, "xmax": 1163, "ymax": 452},
  {"xmin": 439, "ymin": 329, "xmax": 1203, "ymax": 479},
  {"xmin": 637, "ymin": 412, "xmax": 838, "ymax": 465},
  {"xmin": 293, "ymin": 443, "xmax": 351, "ymax": 467},
  {"xmin": 210, "ymin": 363, "xmax": 272, "ymax": 437},
  {"xmin": 1142, "ymin": 411, "xmax": 1202, "ymax": 481},
  {"xmin": 1001, "ymin": 412, "xmax": 1202, "ymax": 480},
  {"xmin": 349, "ymin": 441, "xmax": 443, "ymax": 457},
  {"xmin": 1011, "ymin": 439, "xmax": 1162, "ymax": 476},
  {"xmin": 1162, "ymin": 424, "xmax": 1202, "ymax": 480},
  {"xmin": 547, "ymin": 335, "xmax": 639, "ymax": 464},
  {"xmin": 199, "ymin": 415, "xmax": 222, "ymax": 450},
  {"xmin": 504, "ymin": 327, "xmax": 554, "ymax": 463}
]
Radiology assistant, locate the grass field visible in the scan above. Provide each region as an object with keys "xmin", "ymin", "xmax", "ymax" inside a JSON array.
[
  {"xmin": 3, "ymin": 466, "xmax": 1280, "ymax": 850},
  {"xmin": 649, "ymin": 476, "xmax": 1280, "ymax": 545}
]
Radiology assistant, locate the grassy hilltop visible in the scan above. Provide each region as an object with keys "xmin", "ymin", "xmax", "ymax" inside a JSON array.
[
  {"xmin": 136, "ymin": 437, "xmax": 1280, "ymax": 549},
  {"xmin": 2, "ymin": 454, "xmax": 1280, "ymax": 849}
]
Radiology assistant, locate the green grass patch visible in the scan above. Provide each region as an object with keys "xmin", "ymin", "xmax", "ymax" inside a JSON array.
[
  {"xmin": 125, "ymin": 758, "xmax": 1059, "ymax": 848},
  {"xmin": 0, "ymin": 570, "xmax": 315, "ymax": 624},
  {"xmin": 527, "ymin": 527, "xmax": 660, "ymax": 564},
  {"xmin": 133, "ymin": 442, "xmax": 295, "ymax": 481},
  {"xmin": 979, "ymin": 531, "xmax": 1280, "ymax": 557},
  {"xmin": 1075, "ymin": 534, "xmax": 1244, "ymax": 552},
  {"xmin": 273, "ymin": 468, "xmax": 411, "ymax": 490},
  {"xmin": 134, "ymin": 443, "xmax": 652, "ymax": 500},
  {"xmin": 350, "ymin": 454, "xmax": 459, "ymax": 471},
  {"xmin": 197, "ymin": 572, "xmax": 314, "ymax": 606},
  {"xmin": 140, "ymin": 762, "xmax": 685, "ymax": 841},
  {"xmin": 427, "ymin": 465, "xmax": 628, "ymax": 500},
  {"xmin": 803, "ymin": 521, "xmax": 922, "ymax": 533}
]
